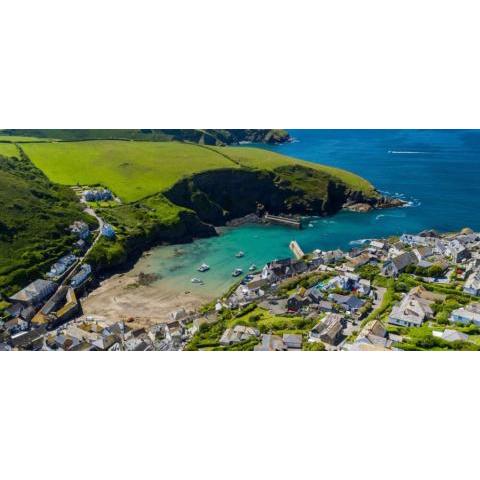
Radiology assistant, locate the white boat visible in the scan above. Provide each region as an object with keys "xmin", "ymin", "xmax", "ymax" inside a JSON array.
[
  {"xmin": 235, "ymin": 251, "xmax": 245, "ymax": 258},
  {"xmin": 197, "ymin": 263, "xmax": 210, "ymax": 272},
  {"xmin": 191, "ymin": 277, "xmax": 203, "ymax": 284},
  {"xmin": 249, "ymin": 264, "xmax": 257, "ymax": 272},
  {"xmin": 232, "ymin": 268, "xmax": 243, "ymax": 277}
]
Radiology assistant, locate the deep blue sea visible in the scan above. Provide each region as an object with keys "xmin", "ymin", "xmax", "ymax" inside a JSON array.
[{"xmin": 141, "ymin": 130, "xmax": 480, "ymax": 297}]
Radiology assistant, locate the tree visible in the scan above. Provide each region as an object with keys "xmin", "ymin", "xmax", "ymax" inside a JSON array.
[
  {"xmin": 427, "ymin": 264, "xmax": 445, "ymax": 278},
  {"xmin": 303, "ymin": 341, "xmax": 325, "ymax": 351}
]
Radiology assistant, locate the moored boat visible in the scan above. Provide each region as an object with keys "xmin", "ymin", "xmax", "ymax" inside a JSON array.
[
  {"xmin": 232, "ymin": 268, "xmax": 243, "ymax": 277},
  {"xmin": 197, "ymin": 263, "xmax": 210, "ymax": 272},
  {"xmin": 249, "ymin": 264, "xmax": 257, "ymax": 271},
  {"xmin": 235, "ymin": 251, "xmax": 245, "ymax": 258}
]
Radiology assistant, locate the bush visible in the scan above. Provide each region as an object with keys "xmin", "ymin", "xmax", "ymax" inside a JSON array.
[
  {"xmin": 357, "ymin": 264, "xmax": 380, "ymax": 281},
  {"xmin": 303, "ymin": 341, "xmax": 325, "ymax": 351},
  {"xmin": 235, "ymin": 303, "xmax": 257, "ymax": 318}
]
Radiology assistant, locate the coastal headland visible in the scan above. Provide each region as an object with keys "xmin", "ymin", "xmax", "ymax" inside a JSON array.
[
  {"xmin": 17, "ymin": 136, "xmax": 401, "ymax": 278},
  {"xmin": 0, "ymin": 128, "xmax": 403, "ymax": 327},
  {"xmin": 2, "ymin": 130, "xmax": 480, "ymax": 351}
]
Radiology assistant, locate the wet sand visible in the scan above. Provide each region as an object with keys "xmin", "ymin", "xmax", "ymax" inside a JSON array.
[{"xmin": 81, "ymin": 263, "xmax": 212, "ymax": 326}]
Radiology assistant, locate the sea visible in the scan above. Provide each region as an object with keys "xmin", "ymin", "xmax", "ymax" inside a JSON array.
[{"xmin": 137, "ymin": 129, "xmax": 480, "ymax": 298}]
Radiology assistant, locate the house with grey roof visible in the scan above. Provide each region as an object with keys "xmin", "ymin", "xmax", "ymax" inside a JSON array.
[
  {"xmin": 69, "ymin": 220, "xmax": 90, "ymax": 240},
  {"xmin": 328, "ymin": 293, "xmax": 365, "ymax": 312},
  {"xmin": 345, "ymin": 319, "xmax": 394, "ymax": 350},
  {"xmin": 283, "ymin": 333, "xmax": 303, "ymax": 350},
  {"xmin": 388, "ymin": 287, "xmax": 438, "ymax": 328},
  {"xmin": 413, "ymin": 246, "xmax": 434, "ymax": 262},
  {"xmin": 70, "ymin": 264, "xmax": 92, "ymax": 288},
  {"xmin": 254, "ymin": 334, "xmax": 287, "ymax": 351},
  {"xmin": 433, "ymin": 329, "xmax": 469, "ymax": 343},
  {"xmin": 9, "ymin": 279, "xmax": 57, "ymax": 306},
  {"xmin": 310, "ymin": 313, "xmax": 345, "ymax": 345},
  {"xmin": 463, "ymin": 271, "xmax": 480, "ymax": 296},
  {"xmin": 220, "ymin": 325, "xmax": 260, "ymax": 346},
  {"xmin": 447, "ymin": 239, "xmax": 470, "ymax": 263},
  {"xmin": 400, "ymin": 234, "xmax": 434, "ymax": 247},
  {"xmin": 382, "ymin": 251, "xmax": 418, "ymax": 277},
  {"xmin": 3, "ymin": 317, "xmax": 29, "ymax": 336},
  {"xmin": 450, "ymin": 303, "xmax": 480, "ymax": 326},
  {"xmin": 287, "ymin": 293, "xmax": 310, "ymax": 311},
  {"xmin": 316, "ymin": 300, "xmax": 334, "ymax": 312}
]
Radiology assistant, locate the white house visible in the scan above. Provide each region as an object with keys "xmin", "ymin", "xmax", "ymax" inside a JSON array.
[
  {"xmin": 450, "ymin": 303, "xmax": 480, "ymax": 326},
  {"xmin": 463, "ymin": 271, "xmax": 480, "ymax": 296},
  {"xmin": 388, "ymin": 286, "xmax": 443, "ymax": 328}
]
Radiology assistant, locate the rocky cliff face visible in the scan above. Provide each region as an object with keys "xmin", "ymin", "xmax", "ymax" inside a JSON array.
[{"xmin": 164, "ymin": 166, "xmax": 378, "ymax": 225}]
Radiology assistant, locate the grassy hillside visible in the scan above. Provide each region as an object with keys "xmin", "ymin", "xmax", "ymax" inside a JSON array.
[
  {"xmin": 22, "ymin": 140, "xmax": 376, "ymax": 202},
  {"xmin": 0, "ymin": 152, "xmax": 93, "ymax": 297},
  {"xmin": 4, "ymin": 138, "xmax": 379, "ymax": 279},
  {"xmin": 23, "ymin": 141, "xmax": 239, "ymax": 202},
  {"xmin": 0, "ymin": 135, "xmax": 54, "ymax": 142},
  {"xmin": 217, "ymin": 146, "xmax": 375, "ymax": 194},
  {"xmin": 0, "ymin": 143, "xmax": 20, "ymax": 157}
]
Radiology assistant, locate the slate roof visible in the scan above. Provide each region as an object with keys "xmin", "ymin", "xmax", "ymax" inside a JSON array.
[{"xmin": 283, "ymin": 334, "xmax": 303, "ymax": 349}]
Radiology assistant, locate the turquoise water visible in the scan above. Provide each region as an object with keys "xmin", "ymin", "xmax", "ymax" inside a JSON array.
[{"xmin": 141, "ymin": 130, "xmax": 480, "ymax": 297}]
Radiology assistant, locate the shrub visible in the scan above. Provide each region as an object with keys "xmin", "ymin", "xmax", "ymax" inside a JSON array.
[{"xmin": 303, "ymin": 341, "xmax": 325, "ymax": 351}]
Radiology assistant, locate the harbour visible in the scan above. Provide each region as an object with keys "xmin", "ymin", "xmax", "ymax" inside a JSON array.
[{"xmin": 134, "ymin": 129, "xmax": 480, "ymax": 299}]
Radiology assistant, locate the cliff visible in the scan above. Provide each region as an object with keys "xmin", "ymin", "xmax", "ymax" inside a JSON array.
[
  {"xmin": 87, "ymin": 164, "xmax": 383, "ymax": 274},
  {"xmin": 163, "ymin": 165, "xmax": 376, "ymax": 225}
]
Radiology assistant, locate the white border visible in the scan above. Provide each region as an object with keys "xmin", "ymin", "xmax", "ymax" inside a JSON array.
[{"xmin": 2, "ymin": 1, "xmax": 480, "ymax": 479}]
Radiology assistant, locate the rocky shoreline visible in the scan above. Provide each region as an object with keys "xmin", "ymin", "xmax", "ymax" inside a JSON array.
[{"xmin": 342, "ymin": 195, "xmax": 407, "ymax": 213}]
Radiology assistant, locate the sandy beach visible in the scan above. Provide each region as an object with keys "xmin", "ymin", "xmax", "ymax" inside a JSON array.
[{"xmin": 81, "ymin": 263, "xmax": 211, "ymax": 327}]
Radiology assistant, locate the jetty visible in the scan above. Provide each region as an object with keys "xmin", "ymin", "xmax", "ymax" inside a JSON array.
[
  {"xmin": 264, "ymin": 213, "xmax": 302, "ymax": 229},
  {"xmin": 289, "ymin": 240, "xmax": 305, "ymax": 259}
]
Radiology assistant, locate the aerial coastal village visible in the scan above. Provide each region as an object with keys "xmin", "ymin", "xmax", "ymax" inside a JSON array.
[
  {"xmin": 1, "ymin": 210, "xmax": 480, "ymax": 350},
  {"xmin": 1, "ymin": 129, "xmax": 480, "ymax": 351}
]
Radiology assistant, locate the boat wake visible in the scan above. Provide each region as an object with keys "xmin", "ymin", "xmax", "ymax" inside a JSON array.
[
  {"xmin": 349, "ymin": 238, "xmax": 371, "ymax": 246},
  {"xmin": 388, "ymin": 150, "xmax": 434, "ymax": 155},
  {"xmin": 402, "ymin": 198, "xmax": 421, "ymax": 208},
  {"xmin": 380, "ymin": 189, "xmax": 421, "ymax": 209},
  {"xmin": 375, "ymin": 212, "xmax": 407, "ymax": 220}
]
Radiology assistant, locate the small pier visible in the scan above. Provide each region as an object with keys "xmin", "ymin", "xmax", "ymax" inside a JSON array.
[
  {"xmin": 289, "ymin": 240, "xmax": 305, "ymax": 260},
  {"xmin": 264, "ymin": 214, "xmax": 302, "ymax": 229}
]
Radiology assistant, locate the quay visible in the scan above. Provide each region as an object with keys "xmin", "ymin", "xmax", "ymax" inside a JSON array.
[
  {"xmin": 289, "ymin": 240, "xmax": 305, "ymax": 259},
  {"xmin": 264, "ymin": 214, "xmax": 302, "ymax": 229}
]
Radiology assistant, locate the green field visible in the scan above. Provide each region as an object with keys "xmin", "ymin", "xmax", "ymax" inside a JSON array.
[
  {"xmin": 218, "ymin": 147, "xmax": 375, "ymax": 194},
  {"xmin": 0, "ymin": 143, "xmax": 20, "ymax": 157},
  {"xmin": 23, "ymin": 141, "xmax": 239, "ymax": 202},
  {"xmin": 0, "ymin": 135, "xmax": 55, "ymax": 142},
  {"xmin": 23, "ymin": 140, "xmax": 375, "ymax": 202}
]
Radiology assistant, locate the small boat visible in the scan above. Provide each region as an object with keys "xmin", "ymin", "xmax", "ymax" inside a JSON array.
[
  {"xmin": 197, "ymin": 263, "xmax": 210, "ymax": 272},
  {"xmin": 232, "ymin": 268, "xmax": 243, "ymax": 277},
  {"xmin": 249, "ymin": 264, "xmax": 257, "ymax": 272},
  {"xmin": 191, "ymin": 277, "xmax": 203, "ymax": 284},
  {"xmin": 235, "ymin": 251, "xmax": 245, "ymax": 258}
]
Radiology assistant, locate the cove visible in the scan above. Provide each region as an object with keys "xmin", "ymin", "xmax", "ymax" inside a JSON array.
[{"xmin": 137, "ymin": 129, "xmax": 480, "ymax": 298}]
